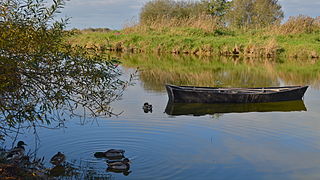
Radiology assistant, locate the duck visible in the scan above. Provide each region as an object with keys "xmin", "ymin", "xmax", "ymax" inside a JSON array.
[
  {"xmin": 6, "ymin": 141, "xmax": 27, "ymax": 160},
  {"xmin": 107, "ymin": 158, "xmax": 131, "ymax": 173},
  {"xmin": 143, "ymin": 102, "xmax": 152, "ymax": 113},
  {"xmin": 49, "ymin": 164, "xmax": 66, "ymax": 177},
  {"xmin": 50, "ymin": 152, "xmax": 66, "ymax": 165},
  {"xmin": 94, "ymin": 149, "xmax": 125, "ymax": 159}
]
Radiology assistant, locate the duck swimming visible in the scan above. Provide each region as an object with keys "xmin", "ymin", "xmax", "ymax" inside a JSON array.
[
  {"xmin": 94, "ymin": 149, "xmax": 125, "ymax": 159},
  {"xmin": 107, "ymin": 158, "xmax": 131, "ymax": 174},
  {"xmin": 143, "ymin": 102, "xmax": 152, "ymax": 113},
  {"xmin": 50, "ymin": 152, "xmax": 66, "ymax": 165},
  {"xmin": 7, "ymin": 141, "xmax": 27, "ymax": 160}
]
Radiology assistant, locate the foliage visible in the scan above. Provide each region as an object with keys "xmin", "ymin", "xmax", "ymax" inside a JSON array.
[
  {"xmin": 226, "ymin": 0, "xmax": 284, "ymax": 29},
  {"xmin": 0, "ymin": 0, "xmax": 66, "ymax": 58},
  {"xmin": 0, "ymin": 0, "xmax": 127, "ymax": 133},
  {"xmin": 201, "ymin": 0, "xmax": 231, "ymax": 23},
  {"xmin": 139, "ymin": 0, "xmax": 206, "ymax": 24},
  {"xmin": 139, "ymin": 0, "xmax": 284, "ymax": 29}
]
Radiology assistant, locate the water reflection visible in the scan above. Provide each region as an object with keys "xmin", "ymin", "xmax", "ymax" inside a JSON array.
[
  {"xmin": 165, "ymin": 100, "xmax": 307, "ymax": 116},
  {"xmin": 0, "ymin": 55, "xmax": 127, "ymax": 135},
  {"xmin": 107, "ymin": 158, "xmax": 132, "ymax": 176},
  {"xmin": 0, "ymin": 45, "xmax": 128, "ymax": 179},
  {"xmin": 118, "ymin": 53, "xmax": 320, "ymax": 91}
]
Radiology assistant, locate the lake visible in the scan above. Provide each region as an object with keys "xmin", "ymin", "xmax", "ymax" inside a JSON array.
[{"xmin": 2, "ymin": 54, "xmax": 320, "ymax": 179}]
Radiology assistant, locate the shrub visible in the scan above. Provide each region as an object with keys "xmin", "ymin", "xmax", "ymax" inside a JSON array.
[
  {"xmin": 226, "ymin": 0, "xmax": 283, "ymax": 29},
  {"xmin": 275, "ymin": 15, "xmax": 320, "ymax": 34},
  {"xmin": 125, "ymin": 14, "xmax": 219, "ymax": 34},
  {"xmin": 139, "ymin": 0, "xmax": 206, "ymax": 24}
]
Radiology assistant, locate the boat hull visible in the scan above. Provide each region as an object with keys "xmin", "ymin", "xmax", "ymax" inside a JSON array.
[{"xmin": 165, "ymin": 84, "xmax": 308, "ymax": 103}]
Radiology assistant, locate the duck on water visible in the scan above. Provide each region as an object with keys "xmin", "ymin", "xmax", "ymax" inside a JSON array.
[
  {"xmin": 143, "ymin": 102, "xmax": 152, "ymax": 113},
  {"xmin": 6, "ymin": 141, "xmax": 27, "ymax": 161},
  {"xmin": 94, "ymin": 149, "xmax": 125, "ymax": 159}
]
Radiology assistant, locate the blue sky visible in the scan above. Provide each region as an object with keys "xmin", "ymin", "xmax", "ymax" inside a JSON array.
[{"xmin": 59, "ymin": 0, "xmax": 320, "ymax": 30}]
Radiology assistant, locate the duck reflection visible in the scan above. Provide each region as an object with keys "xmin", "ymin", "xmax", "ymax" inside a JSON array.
[
  {"xmin": 94, "ymin": 148, "xmax": 132, "ymax": 176},
  {"xmin": 107, "ymin": 158, "xmax": 131, "ymax": 176},
  {"xmin": 49, "ymin": 152, "xmax": 68, "ymax": 177},
  {"xmin": 50, "ymin": 152, "xmax": 66, "ymax": 166},
  {"xmin": 165, "ymin": 100, "xmax": 307, "ymax": 116},
  {"xmin": 48, "ymin": 161, "xmax": 82, "ymax": 178}
]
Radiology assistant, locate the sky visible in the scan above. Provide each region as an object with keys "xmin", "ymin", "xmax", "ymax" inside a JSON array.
[{"xmin": 58, "ymin": 0, "xmax": 320, "ymax": 30}]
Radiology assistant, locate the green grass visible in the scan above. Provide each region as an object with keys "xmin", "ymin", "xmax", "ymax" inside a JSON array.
[{"xmin": 67, "ymin": 27, "xmax": 320, "ymax": 58}]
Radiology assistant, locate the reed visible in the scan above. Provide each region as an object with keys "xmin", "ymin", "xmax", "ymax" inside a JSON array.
[{"xmin": 272, "ymin": 15, "xmax": 320, "ymax": 35}]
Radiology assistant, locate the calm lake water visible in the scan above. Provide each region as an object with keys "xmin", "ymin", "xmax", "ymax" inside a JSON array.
[{"xmin": 3, "ymin": 54, "xmax": 320, "ymax": 179}]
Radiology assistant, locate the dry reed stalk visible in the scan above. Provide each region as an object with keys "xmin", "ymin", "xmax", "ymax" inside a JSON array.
[
  {"xmin": 272, "ymin": 15, "xmax": 320, "ymax": 35},
  {"xmin": 264, "ymin": 38, "xmax": 279, "ymax": 57}
]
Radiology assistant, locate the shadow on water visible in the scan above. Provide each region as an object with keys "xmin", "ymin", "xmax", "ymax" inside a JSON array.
[
  {"xmin": 0, "ymin": 55, "xmax": 128, "ymax": 134},
  {"xmin": 165, "ymin": 100, "xmax": 307, "ymax": 116}
]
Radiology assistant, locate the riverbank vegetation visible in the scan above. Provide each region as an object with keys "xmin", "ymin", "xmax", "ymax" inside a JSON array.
[{"xmin": 67, "ymin": 0, "xmax": 320, "ymax": 58}]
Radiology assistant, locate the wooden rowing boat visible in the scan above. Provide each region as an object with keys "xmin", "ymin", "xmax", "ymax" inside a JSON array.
[
  {"xmin": 165, "ymin": 84, "xmax": 308, "ymax": 103},
  {"xmin": 165, "ymin": 101, "xmax": 307, "ymax": 116}
]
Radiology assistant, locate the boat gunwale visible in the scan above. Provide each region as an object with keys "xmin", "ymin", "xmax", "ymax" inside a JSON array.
[{"xmin": 166, "ymin": 84, "xmax": 308, "ymax": 95}]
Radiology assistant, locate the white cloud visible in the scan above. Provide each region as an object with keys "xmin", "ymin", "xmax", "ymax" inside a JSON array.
[{"xmin": 67, "ymin": 0, "xmax": 148, "ymax": 6}]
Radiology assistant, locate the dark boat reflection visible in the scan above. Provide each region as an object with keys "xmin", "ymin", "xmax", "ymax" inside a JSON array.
[{"xmin": 165, "ymin": 100, "xmax": 307, "ymax": 116}]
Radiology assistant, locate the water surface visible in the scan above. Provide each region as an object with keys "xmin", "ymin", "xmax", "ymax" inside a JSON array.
[{"xmin": 3, "ymin": 54, "xmax": 320, "ymax": 179}]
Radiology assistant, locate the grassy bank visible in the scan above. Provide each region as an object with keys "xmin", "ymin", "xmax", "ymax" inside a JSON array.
[{"xmin": 67, "ymin": 25, "xmax": 320, "ymax": 58}]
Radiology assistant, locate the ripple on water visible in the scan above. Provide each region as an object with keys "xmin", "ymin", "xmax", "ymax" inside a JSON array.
[
  {"xmin": 40, "ymin": 116, "xmax": 205, "ymax": 179},
  {"xmin": 208, "ymin": 113, "xmax": 320, "ymax": 151},
  {"xmin": 36, "ymin": 98, "xmax": 320, "ymax": 179}
]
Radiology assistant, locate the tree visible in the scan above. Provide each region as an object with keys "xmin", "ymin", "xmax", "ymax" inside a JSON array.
[
  {"xmin": 226, "ymin": 0, "xmax": 284, "ymax": 29},
  {"xmin": 200, "ymin": 0, "xmax": 231, "ymax": 26},
  {"xmin": 0, "ymin": 0, "xmax": 127, "ymax": 132},
  {"xmin": 0, "ymin": 1, "xmax": 129, "ymax": 179},
  {"xmin": 252, "ymin": 0, "xmax": 283, "ymax": 27},
  {"xmin": 203, "ymin": 0, "xmax": 231, "ymax": 18}
]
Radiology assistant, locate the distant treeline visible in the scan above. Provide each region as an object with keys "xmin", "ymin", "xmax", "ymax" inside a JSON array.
[
  {"xmin": 137, "ymin": 0, "xmax": 320, "ymax": 33},
  {"xmin": 72, "ymin": 27, "xmax": 111, "ymax": 33}
]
